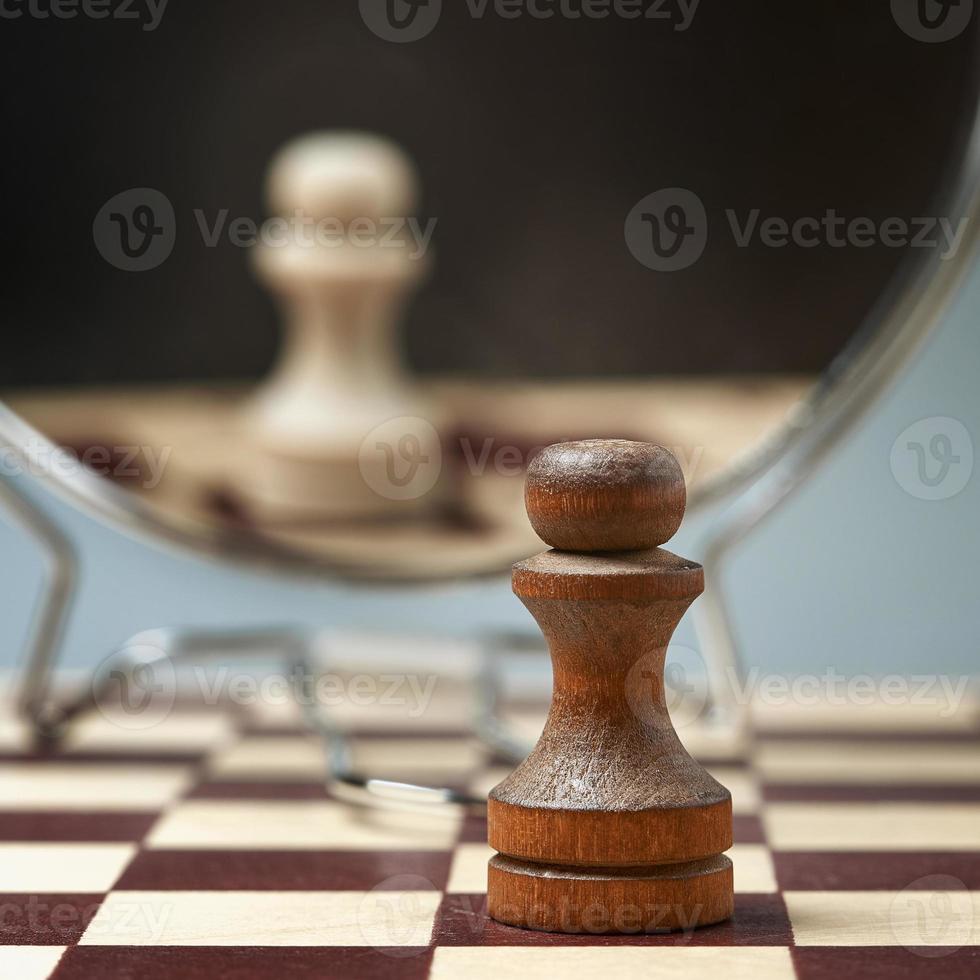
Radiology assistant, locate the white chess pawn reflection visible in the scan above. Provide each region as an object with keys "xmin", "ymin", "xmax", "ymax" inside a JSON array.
[{"xmin": 244, "ymin": 132, "xmax": 445, "ymax": 519}]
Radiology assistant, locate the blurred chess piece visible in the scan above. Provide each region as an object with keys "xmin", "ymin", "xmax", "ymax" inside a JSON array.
[{"xmin": 242, "ymin": 132, "xmax": 445, "ymax": 519}]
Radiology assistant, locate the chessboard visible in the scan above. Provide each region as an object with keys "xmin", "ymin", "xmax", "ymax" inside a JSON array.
[{"xmin": 1, "ymin": 675, "xmax": 978, "ymax": 979}]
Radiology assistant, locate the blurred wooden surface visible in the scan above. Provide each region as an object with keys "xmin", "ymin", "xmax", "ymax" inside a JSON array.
[{"xmin": 4, "ymin": 376, "xmax": 811, "ymax": 576}]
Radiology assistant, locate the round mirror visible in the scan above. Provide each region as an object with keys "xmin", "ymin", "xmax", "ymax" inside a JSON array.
[{"xmin": 1, "ymin": 5, "xmax": 976, "ymax": 581}]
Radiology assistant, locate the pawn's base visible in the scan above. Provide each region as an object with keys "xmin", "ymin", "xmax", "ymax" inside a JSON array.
[{"xmin": 487, "ymin": 853, "xmax": 733, "ymax": 934}]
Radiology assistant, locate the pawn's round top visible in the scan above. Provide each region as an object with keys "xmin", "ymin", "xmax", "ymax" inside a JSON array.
[
  {"xmin": 525, "ymin": 440, "xmax": 686, "ymax": 552},
  {"xmin": 265, "ymin": 131, "xmax": 419, "ymax": 224}
]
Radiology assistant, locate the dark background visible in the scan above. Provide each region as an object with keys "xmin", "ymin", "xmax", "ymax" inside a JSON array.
[{"xmin": 0, "ymin": 1, "xmax": 975, "ymax": 387}]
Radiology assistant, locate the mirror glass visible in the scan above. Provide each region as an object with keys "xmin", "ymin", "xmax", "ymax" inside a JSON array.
[{"xmin": 2, "ymin": 4, "xmax": 975, "ymax": 577}]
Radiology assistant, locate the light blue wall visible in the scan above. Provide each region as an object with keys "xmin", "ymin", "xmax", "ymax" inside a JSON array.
[
  {"xmin": 0, "ymin": 256, "xmax": 977, "ymax": 682},
  {"xmin": 722, "ymin": 259, "xmax": 980, "ymax": 677}
]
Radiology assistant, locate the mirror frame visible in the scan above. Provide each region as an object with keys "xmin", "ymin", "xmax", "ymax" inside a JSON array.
[{"xmin": 0, "ymin": 40, "xmax": 977, "ymax": 590}]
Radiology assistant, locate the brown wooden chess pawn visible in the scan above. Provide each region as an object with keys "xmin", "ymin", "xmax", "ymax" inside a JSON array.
[{"xmin": 487, "ymin": 439, "xmax": 733, "ymax": 934}]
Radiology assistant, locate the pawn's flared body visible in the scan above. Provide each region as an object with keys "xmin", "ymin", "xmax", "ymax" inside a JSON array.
[{"xmin": 487, "ymin": 441, "xmax": 734, "ymax": 934}]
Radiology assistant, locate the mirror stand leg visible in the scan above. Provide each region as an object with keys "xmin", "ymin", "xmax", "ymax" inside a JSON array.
[
  {"xmin": 473, "ymin": 631, "xmax": 536, "ymax": 764},
  {"xmin": 295, "ymin": 638, "xmax": 488, "ymax": 811},
  {"xmin": 0, "ymin": 474, "xmax": 78, "ymax": 743}
]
